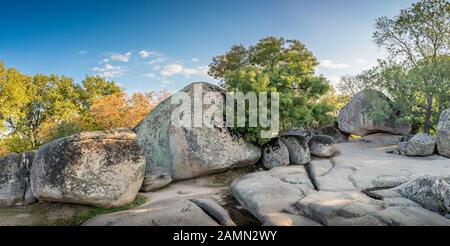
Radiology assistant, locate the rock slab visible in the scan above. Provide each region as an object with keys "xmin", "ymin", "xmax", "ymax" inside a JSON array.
[{"xmin": 82, "ymin": 199, "xmax": 220, "ymax": 226}]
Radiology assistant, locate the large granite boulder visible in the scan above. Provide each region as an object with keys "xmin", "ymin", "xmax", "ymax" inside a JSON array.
[
  {"xmin": 308, "ymin": 135, "xmax": 338, "ymax": 158},
  {"xmin": 338, "ymin": 89, "xmax": 411, "ymax": 136},
  {"xmin": 371, "ymin": 176, "xmax": 450, "ymax": 216},
  {"xmin": 31, "ymin": 129, "xmax": 145, "ymax": 208},
  {"xmin": 280, "ymin": 136, "xmax": 311, "ymax": 165},
  {"xmin": 262, "ymin": 138, "xmax": 290, "ymax": 169},
  {"xmin": 134, "ymin": 82, "xmax": 261, "ymax": 192},
  {"xmin": 437, "ymin": 109, "xmax": 450, "ymax": 158},
  {"xmin": 405, "ymin": 133, "xmax": 436, "ymax": 156},
  {"xmin": 0, "ymin": 152, "xmax": 36, "ymax": 206}
]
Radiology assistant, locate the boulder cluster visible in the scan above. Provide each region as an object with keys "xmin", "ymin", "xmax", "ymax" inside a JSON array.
[
  {"xmin": 0, "ymin": 83, "xmax": 262, "ymax": 208},
  {"xmin": 394, "ymin": 109, "xmax": 450, "ymax": 157},
  {"xmin": 262, "ymin": 130, "xmax": 340, "ymax": 170}
]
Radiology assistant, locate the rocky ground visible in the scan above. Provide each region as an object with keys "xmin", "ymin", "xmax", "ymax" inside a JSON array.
[
  {"xmin": 1, "ymin": 85, "xmax": 449, "ymax": 226},
  {"xmin": 2, "ymin": 140, "xmax": 446, "ymax": 226}
]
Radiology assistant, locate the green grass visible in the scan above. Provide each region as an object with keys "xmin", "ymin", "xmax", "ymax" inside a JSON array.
[{"xmin": 41, "ymin": 194, "xmax": 147, "ymax": 226}]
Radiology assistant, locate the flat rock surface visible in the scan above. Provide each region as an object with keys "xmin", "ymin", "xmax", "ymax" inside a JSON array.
[
  {"xmin": 82, "ymin": 198, "xmax": 221, "ymax": 226},
  {"xmin": 2, "ymin": 141, "xmax": 448, "ymax": 226},
  {"xmin": 232, "ymin": 142, "xmax": 450, "ymax": 226},
  {"xmin": 84, "ymin": 167, "xmax": 261, "ymax": 226}
]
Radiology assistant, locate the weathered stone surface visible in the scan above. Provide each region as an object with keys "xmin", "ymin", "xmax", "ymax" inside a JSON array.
[
  {"xmin": 134, "ymin": 82, "xmax": 261, "ymax": 191},
  {"xmin": 280, "ymin": 136, "xmax": 311, "ymax": 165},
  {"xmin": 82, "ymin": 198, "xmax": 220, "ymax": 226},
  {"xmin": 338, "ymin": 89, "xmax": 411, "ymax": 136},
  {"xmin": 437, "ymin": 109, "xmax": 450, "ymax": 158},
  {"xmin": 31, "ymin": 128, "xmax": 145, "ymax": 208},
  {"xmin": 231, "ymin": 166, "xmax": 315, "ymax": 225},
  {"xmin": 318, "ymin": 142, "xmax": 450, "ymax": 192},
  {"xmin": 358, "ymin": 133, "xmax": 404, "ymax": 145},
  {"xmin": 296, "ymin": 191, "xmax": 386, "ymax": 226},
  {"xmin": 372, "ymin": 176, "xmax": 450, "ymax": 215},
  {"xmin": 263, "ymin": 213, "xmax": 322, "ymax": 226},
  {"xmin": 308, "ymin": 135, "xmax": 338, "ymax": 158},
  {"xmin": 0, "ymin": 152, "xmax": 36, "ymax": 207},
  {"xmin": 191, "ymin": 198, "xmax": 236, "ymax": 226},
  {"xmin": 231, "ymin": 142, "xmax": 450, "ymax": 226},
  {"xmin": 374, "ymin": 206, "xmax": 449, "ymax": 226},
  {"xmin": 396, "ymin": 141, "xmax": 408, "ymax": 156},
  {"xmin": 405, "ymin": 133, "xmax": 436, "ymax": 156},
  {"xmin": 317, "ymin": 126, "xmax": 348, "ymax": 143},
  {"xmin": 262, "ymin": 138, "xmax": 290, "ymax": 169}
]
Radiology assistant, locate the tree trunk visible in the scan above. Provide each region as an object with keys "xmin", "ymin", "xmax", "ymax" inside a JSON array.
[{"xmin": 423, "ymin": 95, "xmax": 433, "ymax": 134}]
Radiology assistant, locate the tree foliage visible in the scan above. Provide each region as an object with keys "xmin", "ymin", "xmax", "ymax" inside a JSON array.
[
  {"xmin": 0, "ymin": 62, "xmax": 167, "ymax": 155},
  {"xmin": 372, "ymin": 0, "xmax": 450, "ymax": 133},
  {"xmin": 209, "ymin": 37, "xmax": 333, "ymax": 144},
  {"xmin": 91, "ymin": 91, "xmax": 170, "ymax": 130}
]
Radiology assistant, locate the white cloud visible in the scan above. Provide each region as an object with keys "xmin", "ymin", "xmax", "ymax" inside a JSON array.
[
  {"xmin": 139, "ymin": 50, "xmax": 152, "ymax": 58},
  {"xmin": 161, "ymin": 64, "xmax": 183, "ymax": 76},
  {"xmin": 92, "ymin": 63, "xmax": 125, "ymax": 78},
  {"xmin": 146, "ymin": 57, "xmax": 167, "ymax": 65},
  {"xmin": 191, "ymin": 57, "xmax": 199, "ymax": 63},
  {"xmin": 160, "ymin": 64, "xmax": 208, "ymax": 77},
  {"xmin": 99, "ymin": 58, "xmax": 109, "ymax": 64},
  {"xmin": 153, "ymin": 65, "xmax": 162, "ymax": 71},
  {"xmin": 142, "ymin": 73, "xmax": 159, "ymax": 80},
  {"xmin": 319, "ymin": 59, "xmax": 351, "ymax": 69},
  {"xmin": 79, "ymin": 50, "xmax": 88, "ymax": 55},
  {"xmin": 110, "ymin": 52, "xmax": 132, "ymax": 62},
  {"xmin": 355, "ymin": 58, "xmax": 367, "ymax": 65}
]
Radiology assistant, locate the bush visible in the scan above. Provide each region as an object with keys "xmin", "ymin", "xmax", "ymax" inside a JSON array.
[{"xmin": 209, "ymin": 37, "xmax": 333, "ymax": 145}]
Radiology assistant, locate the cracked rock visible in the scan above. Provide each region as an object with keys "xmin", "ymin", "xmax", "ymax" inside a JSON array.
[
  {"xmin": 231, "ymin": 166, "xmax": 315, "ymax": 225},
  {"xmin": 280, "ymin": 136, "xmax": 311, "ymax": 165},
  {"xmin": 83, "ymin": 198, "xmax": 220, "ymax": 226}
]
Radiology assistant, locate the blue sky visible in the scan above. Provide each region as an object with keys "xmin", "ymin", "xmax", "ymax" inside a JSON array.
[{"xmin": 0, "ymin": 0, "xmax": 418, "ymax": 93}]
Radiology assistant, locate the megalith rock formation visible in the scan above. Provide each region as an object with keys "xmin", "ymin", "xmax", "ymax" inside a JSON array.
[
  {"xmin": 31, "ymin": 128, "xmax": 145, "ymax": 208},
  {"xmin": 134, "ymin": 82, "xmax": 261, "ymax": 191}
]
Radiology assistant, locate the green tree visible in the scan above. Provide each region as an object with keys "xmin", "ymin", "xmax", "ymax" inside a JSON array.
[
  {"xmin": 209, "ymin": 37, "xmax": 333, "ymax": 144},
  {"xmin": 0, "ymin": 63, "xmax": 124, "ymax": 154},
  {"xmin": 373, "ymin": 0, "xmax": 450, "ymax": 133},
  {"xmin": 8, "ymin": 74, "xmax": 80, "ymax": 149},
  {"xmin": 75, "ymin": 76, "xmax": 122, "ymax": 130}
]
